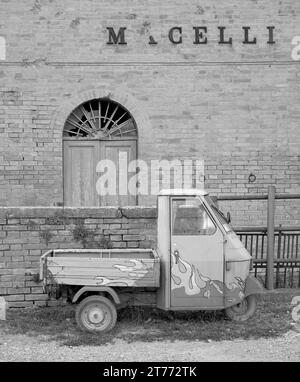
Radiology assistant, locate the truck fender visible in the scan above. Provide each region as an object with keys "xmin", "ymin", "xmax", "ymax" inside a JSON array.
[
  {"xmin": 244, "ymin": 275, "xmax": 264, "ymax": 297},
  {"xmin": 72, "ymin": 286, "xmax": 121, "ymax": 305}
]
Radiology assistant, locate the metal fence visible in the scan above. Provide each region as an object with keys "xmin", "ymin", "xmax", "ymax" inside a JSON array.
[
  {"xmin": 217, "ymin": 187, "xmax": 300, "ymax": 289},
  {"xmin": 235, "ymin": 226, "xmax": 300, "ymax": 288}
]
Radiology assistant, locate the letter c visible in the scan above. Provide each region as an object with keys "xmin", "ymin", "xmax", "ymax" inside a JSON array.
[{"xmin": 169, "ymin": 27, "xmax": 182, "ymax": 44}]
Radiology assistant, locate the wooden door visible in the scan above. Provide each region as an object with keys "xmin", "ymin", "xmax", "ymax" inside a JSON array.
[
  {"xmin": 64, "ymin": 140, "xmax": 99, "ymax": 206},
  {"xmin": 99, "ymin": 140, "xmax": 137, "ymax": 207},
  {"xmin": 64, "ymin": 139, "xmax": 137, "ymax": 207}
]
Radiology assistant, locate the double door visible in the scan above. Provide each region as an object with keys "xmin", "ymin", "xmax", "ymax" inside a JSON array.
[{"xmin": 63, "ymin": 139, "xmax": 137, "ymax": 206}]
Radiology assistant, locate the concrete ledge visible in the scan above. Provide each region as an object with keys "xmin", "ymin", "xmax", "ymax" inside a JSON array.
[
  {"xmin": 121, "ymin": 207, "xmax": 157, "ymax": 219},
  {"xmin": 0, "ymin": 207, "xmax": 122, "ymax": 219},
  {"xmin": 0, "ymin": 206, "xmax": 158, "ymax": 219}
]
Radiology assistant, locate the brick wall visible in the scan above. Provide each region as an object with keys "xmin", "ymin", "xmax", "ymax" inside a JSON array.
[
  {"xmin": 0, "ymin": 1, "xmax": 299, "ymax": 218},
  {"xmin": 219, "ymin": 199, "xmax": 300, "ymax": 227},
  {"xmin": 0, "ymin": 207, "xmax": 157, "ymax": 307},
  {"xmin": 1, "ymin": 199, "xmax": 298, "ymax": 306}
]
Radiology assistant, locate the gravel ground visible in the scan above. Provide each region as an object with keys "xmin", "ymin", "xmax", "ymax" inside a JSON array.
[
  {"xmin": 1, "ymin": 289, "xmax": 299, "ymax": 362},
  {"xmin": 0, "ymin": 328, "xmax": 299, "ymax": 362}
]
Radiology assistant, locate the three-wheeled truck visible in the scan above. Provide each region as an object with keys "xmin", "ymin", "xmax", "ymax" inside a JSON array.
[{"xmin": 40, "ymin": 189, "xmax": 264, "ymax": 332}]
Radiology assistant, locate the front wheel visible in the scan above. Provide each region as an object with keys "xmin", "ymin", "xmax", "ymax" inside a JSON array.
[
  {"xmin": 75, "ymin": 295, "xmax": 117, "ymax": 332},
  {"xmin": 225, "ymin": 294, "xmax": 257, "ymax": 322}
]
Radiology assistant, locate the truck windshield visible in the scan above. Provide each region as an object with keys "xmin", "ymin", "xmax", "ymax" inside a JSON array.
[{"xmin": 204, "ymin": 196, "xmax": 233, "ymax": 233}]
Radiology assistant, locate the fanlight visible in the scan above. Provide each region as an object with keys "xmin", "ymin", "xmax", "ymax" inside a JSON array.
[{"xmin": 63, "ymin": 99, "xmax": 137, "ymax": 139}]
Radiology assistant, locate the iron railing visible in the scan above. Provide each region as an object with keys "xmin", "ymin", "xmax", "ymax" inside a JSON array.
[{"xmin": 235, "ymin": 226, "xmax": 300, "ymax": 288}]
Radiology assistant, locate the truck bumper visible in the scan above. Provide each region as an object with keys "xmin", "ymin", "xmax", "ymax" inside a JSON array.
[{"xmin": 244, "ymin": 275, "xmax": 264, "ymax": 297}]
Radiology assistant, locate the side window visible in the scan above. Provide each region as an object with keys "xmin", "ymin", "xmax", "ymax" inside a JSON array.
[{"xmin": 172, "ymin": 198, "xmax": 216, "ymax": 236}]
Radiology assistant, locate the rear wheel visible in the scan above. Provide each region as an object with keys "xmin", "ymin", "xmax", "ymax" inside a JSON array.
[
  {"xmin": 225, "ymin": 294, "xmax": 257, "ymax": 322},
  {"xmin": 75, "ymin": 295, "xmax": 117, "ymax": 332}
]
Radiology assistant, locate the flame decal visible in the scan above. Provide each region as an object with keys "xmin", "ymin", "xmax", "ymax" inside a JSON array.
[
  {"xmin": 95, "ymin": 276, "xmax": 135, "ymax": 287},
  {"xmin": 178, "ymin": 260, "xmax": 187, "ymax": 274},
  {"xmin": 114, "ymin": 259, "xmax": 152, "ymax": 278},
  {"xmin": 94, "ymin": 259, "xmax": 153, "ymax": 287},
  {"xmin": 171, "ymin": 273, "xmax": 182, "ymax": 285},
  {"xmin": 171, "ymin": 253, "xmax": 202, "ymax": 295},
  {"xmin": 171, "ymin": 253, "xmax": 245, "ymax": 301}
]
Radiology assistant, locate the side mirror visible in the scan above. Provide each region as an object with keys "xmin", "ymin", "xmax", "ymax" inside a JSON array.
[{"xmin": 226, "ymin": 212, "xmax": 231, "ymax": 224}]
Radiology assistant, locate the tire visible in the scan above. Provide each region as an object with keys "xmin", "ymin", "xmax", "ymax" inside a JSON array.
[
  {"xmin": 75, "ymin": 295, "xmax": 117, "ymax": 333},
  {"xmin": 225, "ymin": 294, "xmax": 257, "ymax": 322}
]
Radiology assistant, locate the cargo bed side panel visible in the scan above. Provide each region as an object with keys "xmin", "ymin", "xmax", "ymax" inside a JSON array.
[{"xmin": 46, "ymin": 255, "xmax": 160, "ymax": 287}]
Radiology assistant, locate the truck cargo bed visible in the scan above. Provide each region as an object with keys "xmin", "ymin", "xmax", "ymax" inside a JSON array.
[{"xmin": 40, "ymin": 248, "xmax": 160, "ymax": 288}]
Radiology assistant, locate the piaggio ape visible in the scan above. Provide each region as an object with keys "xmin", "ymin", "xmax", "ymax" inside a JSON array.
[{"xmin": 40, "ymin": 189, "xmax": 263, "ymax": 332}]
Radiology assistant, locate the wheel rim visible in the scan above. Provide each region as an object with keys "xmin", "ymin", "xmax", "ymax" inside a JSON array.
[
  {"xmin": 82, "ymin": 303, "xmax": 112, "ymax": 331},
  {"xmin": 230, "ymin": 299, "xmax": 248, "ymax": 315}
]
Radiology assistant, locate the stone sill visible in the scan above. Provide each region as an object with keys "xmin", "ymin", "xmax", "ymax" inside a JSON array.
[{"xmin": 0, "ymin": 206, "xmax": 157, "ymax": 219}]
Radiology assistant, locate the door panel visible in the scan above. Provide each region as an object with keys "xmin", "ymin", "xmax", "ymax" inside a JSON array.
[
  {"xmin": 64, "ymin": 141, "xmax": 98, "ymax": 206},
  {"xmin": 170, "ymin": 197, "xmax": 225, "ymax": 309},
  {"xmin": 99, "ymin": 140, "xmax": 137, "ymax": 207},
  {"xmin": 64, "ymin": 139, "xmax": 137, "ymax": 207}
]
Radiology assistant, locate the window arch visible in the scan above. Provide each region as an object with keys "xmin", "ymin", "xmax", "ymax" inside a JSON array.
[{"xmin": 63, "ymin": 98, "xmax": 137, "ymax": 139}]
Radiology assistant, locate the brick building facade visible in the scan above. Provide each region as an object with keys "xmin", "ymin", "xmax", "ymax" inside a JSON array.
[{"xmin": 0, "ymin": 0, "xmax": 299, "ymax": 305}]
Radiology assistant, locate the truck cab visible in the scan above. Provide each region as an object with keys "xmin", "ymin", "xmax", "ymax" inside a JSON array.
[{"xmin": 156, "ymin": 189, "xmax": 262, "ymax": 317}]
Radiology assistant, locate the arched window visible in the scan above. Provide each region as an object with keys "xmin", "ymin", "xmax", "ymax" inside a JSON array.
[
  {"xmin": 63, "ymin": 98, "xmax": 137, "ymax": 207},
  {"xmin": 63, "ymin": 98, "xmax": 137, "ymax": 139}
]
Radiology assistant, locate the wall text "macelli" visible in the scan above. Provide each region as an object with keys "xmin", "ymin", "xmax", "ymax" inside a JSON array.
[{"xmin": 106, "ymin": 26, "xmax": 276, "ymax": 46}]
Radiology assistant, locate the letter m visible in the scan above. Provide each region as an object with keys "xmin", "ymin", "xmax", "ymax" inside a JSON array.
[{"xmin": 107, "ymin": 27, "xmax": 127, "ymax": 45}]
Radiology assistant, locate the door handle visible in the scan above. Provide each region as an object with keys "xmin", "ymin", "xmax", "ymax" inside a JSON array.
[{"xmin": 173, "ymin": 250, "xmax": 179, "ymax": 264}]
